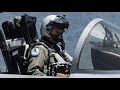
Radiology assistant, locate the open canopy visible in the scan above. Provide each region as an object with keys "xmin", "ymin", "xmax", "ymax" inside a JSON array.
[{"xmin": 72, "ymin": 18, "xmax": 120, "ymax": 72}]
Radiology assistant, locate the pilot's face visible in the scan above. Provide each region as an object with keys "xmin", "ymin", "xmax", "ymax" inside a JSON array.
[
  {"xmin": 51, "ymin": 27, "xmax": 64, "ymax": 36},
  {"xmin": 48, "ymin": 26, "xmax": 64, "ymax": 44}
]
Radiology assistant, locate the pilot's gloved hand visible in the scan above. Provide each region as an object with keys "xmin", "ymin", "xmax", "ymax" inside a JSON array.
[{"xmin": 56, "ymin": 73, "xmax": 70, "ymax": 78}]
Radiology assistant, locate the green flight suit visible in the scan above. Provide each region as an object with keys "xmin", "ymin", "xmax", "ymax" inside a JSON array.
[{"xmin": 27, "ymin": 45, "xmax": 48, "ymax": 76}]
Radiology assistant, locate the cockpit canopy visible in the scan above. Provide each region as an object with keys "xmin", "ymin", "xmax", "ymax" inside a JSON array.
[{"xmin": 74, "ymin": 18, "xmax": 120, "ymax": 70}]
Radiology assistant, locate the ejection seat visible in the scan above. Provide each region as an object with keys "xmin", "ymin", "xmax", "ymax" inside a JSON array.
[{"xmin": 1, "ymin": 14, "xmax": 39, "ymax": 74}]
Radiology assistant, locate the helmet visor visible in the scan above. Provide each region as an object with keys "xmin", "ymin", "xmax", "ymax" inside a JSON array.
[{"xmin": 46, "ymin": 15, "xmax": 69, "ymax": 30}]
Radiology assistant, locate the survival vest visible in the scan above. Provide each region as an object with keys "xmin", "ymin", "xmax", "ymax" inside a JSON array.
[{"xmin": 25, "ymin": 39, "xmax": 72, "ymax": 76}]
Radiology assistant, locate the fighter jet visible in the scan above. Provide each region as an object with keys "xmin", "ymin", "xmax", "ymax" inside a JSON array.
[{"xmin": 1, "ymin": 18, "xmax": 120, "ymax": 78}]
